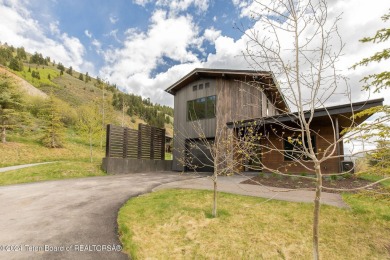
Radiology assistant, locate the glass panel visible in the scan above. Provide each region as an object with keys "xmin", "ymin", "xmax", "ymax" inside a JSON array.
[
  {"xmin": 199, "ymin": 84, "xmax": 203, "ymax": 90},
  {"xmin": 194, "ymin": 97, "xmax": 206, "ymax": 119},
  {"xmin": 193, "ymin": 85, "xmax": 197, "ymax": 91},
  {"xmin": 187, "ymin": 100, "xmax": 196, "ymax": 120},
  {"xmin": 206, "ymin": 95, "xmax": 216, "ymax": 118},
  {"xmin": 205, "ymin": 82, "xmax": 210, "ymax": 88}
]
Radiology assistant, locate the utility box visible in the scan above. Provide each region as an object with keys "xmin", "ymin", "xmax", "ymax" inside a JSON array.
[{"xmin": 341, "ymin": 161, "xmax": 354, "ymax": 173}]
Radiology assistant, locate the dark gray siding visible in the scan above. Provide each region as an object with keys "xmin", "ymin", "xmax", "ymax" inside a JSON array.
[
  {"xmin": 172, "ymin": 79, "xmax": 216, "ymax": 171},
  {"xmin": 172, "ymin": 77, "xmax": 280, "ymax": 171}
]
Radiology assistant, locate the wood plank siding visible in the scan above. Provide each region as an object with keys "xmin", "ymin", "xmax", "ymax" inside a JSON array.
[
  {"xmin": 172, "ymin": 76, "xmax": 280, "ymax": 171},
  {"xmin": 215, "ymin": 78, "xmax": 279, "ymax": 124},
  {"xmin": 172, "ymin": 79, "xmax": 216, "ymax": 170},
  {"xmin": 259, "ymin": 119, "xmax": 344, "ymax": 174}
]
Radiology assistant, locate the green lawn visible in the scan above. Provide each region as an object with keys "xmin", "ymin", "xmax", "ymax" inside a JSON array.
[
  {"xmin": 0, "ymin": 130, "xmax": 105, "ymax": 167},
  {"xmin": 0, "ymin": 130, "xmax": 106, "ymax": 185},
  {"xmin": 118, "ymin": 189, "xmax": 390, "ymax": 259},
  {"xmin": 0, "ymin": 161, "xmax": 106, "ymax": 186}
]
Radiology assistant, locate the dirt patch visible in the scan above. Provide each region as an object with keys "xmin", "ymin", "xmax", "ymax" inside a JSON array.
[
  {"xmin": 0, "ymin": 67, "xmax": 47, "ymax": 98},
  {"xmin": 241, "ymin": 174, "xmax": 386, "ymax": 194}
]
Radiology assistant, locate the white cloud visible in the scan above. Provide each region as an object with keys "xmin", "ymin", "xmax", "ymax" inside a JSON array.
[
  {"xmin": 227, "ymin": 0, "xmax": 390, "ymax": 108},
  {"xmin": 157, "ymin": 0, "xmax": 209, "ymax": 13},
  {"xmin": 91, "ymin": 38, "xmax": 102, "ymax": 53},
  {"xmin": 84, "ymin": 29, "xmax": 92, "ymax": 38},
  {"xmin": 134, "ymin": 0, "xmax": 209, "ymax": 14},
  {"xmin": 203, "ymin": 27, "xmax": 221, "ymax": 42},
  {"xmin": 115, "ymin": 0, "xmax": 389, "ymax": 108},
  {"xmin": 133, "ymin": 0, "xmax": 151, "ymax": 7},
  {"xmin": 109, "ymin": 14, "xmax": 118, "ymax": 24},
  {"xmin": 0, "ymin": 1, "xmax": 91, "ymax": 73},
  {"xmin": 100, "ymin": 10, "xmax": 204, "ymax": 105},
  {"xmin": 49, "ymin": 21, "xmax": 60, "ymax": 35},
  {"xmin": 105, "ymin": 29, "xmax": 121, "ymax": 43}
]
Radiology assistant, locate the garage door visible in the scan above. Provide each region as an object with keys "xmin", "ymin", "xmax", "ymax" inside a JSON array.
[{"xmin": 185, "ymin": 139, "xmax": 214, "ymax": 172}]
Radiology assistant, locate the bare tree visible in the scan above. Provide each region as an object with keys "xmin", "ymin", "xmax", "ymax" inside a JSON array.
[
  {"xmin": 176, "ymin": 107, "xmax": 241, "ymax": 218},
  {"xmin": 234, "ymin": 1, "xmax": 389, "ymax": 259}
]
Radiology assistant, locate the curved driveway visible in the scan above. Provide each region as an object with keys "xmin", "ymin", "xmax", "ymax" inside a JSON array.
[{"xmin": 0, "ymin": 173, "xmax": 191, "ymax": 260}]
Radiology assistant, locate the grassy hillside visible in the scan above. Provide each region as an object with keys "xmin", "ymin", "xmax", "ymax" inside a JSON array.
[
  {"xmin": 0, "ymin": 44, "xmax": 173, "ymax": 185},
  {"xmin": 0, "ymin": 44, "xmax": 173, "ymax": 131}
]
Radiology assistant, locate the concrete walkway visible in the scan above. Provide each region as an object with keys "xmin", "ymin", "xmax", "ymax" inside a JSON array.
[
  {"xmin": 154, "ymin": 175, "xmax": 350, "ymax": 208},
  {"xmin": 0, "ymin": 162, "xmax": 56, "ymax": 173}
]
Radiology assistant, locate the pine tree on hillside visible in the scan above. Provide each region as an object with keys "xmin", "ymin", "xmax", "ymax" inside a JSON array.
[
  {"xmin": 8, "ymin": 57, "xmax": 23, "ymax": 71},
  {"xmin": 57, "ymin": 63, "xmax": 65, "ymax": 75},
  {"xmin": 16, "ymin": 47, "xmax": 27, "ymax": 60},
  {"xmin": 78, "ymin": 73, "xmax": 84, "ymax": 81},
  {"xmin": 85, "ymin": 72, "xmax": 91, "ymax": 83},
  {"xmin": 40, "ymin": 93, "xmax": 65, "ymax": 148},
  {"xmin": 0, "ymin": 47, "xmax": 13, "ymax": 65},
  {"xmin": 66, "ymin": 66, "xmax": 73, "ymax": 75},
  {"xmin": 0, "ymin": 78, "xmax": 25, "ymax": 143}
]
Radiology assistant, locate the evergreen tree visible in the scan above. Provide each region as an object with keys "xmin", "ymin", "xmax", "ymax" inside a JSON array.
[
  {"xmin": 29, "ymin": 52, "xmax": 46, "ymax": 65},
  {"xmin": 8, "ymin": 57, "xmax": 23, "ymax": 71},
  {"xmin": 85, "ymin": 72, "xmax": 90, "ymax": 83},
  {"xmin": 40, "ymin": 93, "xmax": 65, "ymax": 148},
  {"xmin": 57, "ymin": 63, "xmax": 65, "ymax": 75},
  {"xmin": 0, "ymin": 47, "xmax": 13, "ymax": 65},
  {"xmin": 352, "ymin": 10, "xmax": 390, "ymax": 92},
  {"xmin": 352, "ymin": 10, "xmax": 390, "ymax": 165},
  {"xmin": 78, "ymin": 73, "xmax": 84, "ymax": 81},
  {"xmin": 31, "ymin": 71, "xmax": 40, "ymax": 79},
  {"xmin": 66, "ymin": 66, "xmax": 73, "ymax": 75},
  {"xmin": 16, "ymin": 47, "xmax": 27, "ymax": 60},
  {"xmin": 0, "ymin": 78, "xmax": 25, "ymax": 143}
]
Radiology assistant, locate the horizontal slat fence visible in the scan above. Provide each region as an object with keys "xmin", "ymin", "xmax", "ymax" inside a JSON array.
[{"xmin": 106, "ymin": 124, "xmax": 165, "ymax": 160}]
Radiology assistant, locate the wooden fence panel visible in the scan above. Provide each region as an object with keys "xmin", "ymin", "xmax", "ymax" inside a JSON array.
[{"xmin": 105, "ymin": 124, "xmax": 165, "ymax": 160}]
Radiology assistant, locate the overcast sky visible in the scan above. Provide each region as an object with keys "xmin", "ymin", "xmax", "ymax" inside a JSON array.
[{"xmin": 1, "ymin": 0, "xmax": 389, "ymax": 107}]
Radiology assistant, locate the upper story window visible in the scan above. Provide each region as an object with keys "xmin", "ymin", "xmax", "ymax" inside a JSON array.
[
  {"xmin": 187, "ymin": 95, "xmax": 216, "ymax": 121},
  {"xmin": 192, "ymin": 82, "xmax": 209, "ymax": 91}
]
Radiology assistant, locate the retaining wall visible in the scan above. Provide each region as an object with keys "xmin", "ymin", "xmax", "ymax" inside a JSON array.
[{"xmin": 102, "ymin": 158, "xmax": 172, "ymax": 174}]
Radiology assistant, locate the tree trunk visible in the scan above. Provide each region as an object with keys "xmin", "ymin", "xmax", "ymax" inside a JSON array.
[
  {"xmin": 1, "ymin": 127, "xmax": 6, "ymax": 143},
  {"xmin": 212, "ymin": 179, "xmax": 217, "ymax": 218},
  {"xmin": 313, "ymin": 165, "xmax": 322, "ymax": 260}
]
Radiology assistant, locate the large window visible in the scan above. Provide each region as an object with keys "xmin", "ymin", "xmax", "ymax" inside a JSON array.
[
  {"xmin": 187, "ymin": 95, "xmax": 216, "ymax": 121},
  {"xmin": 284, "ymin": 135, "xmax": 316, "ymax": 161}
]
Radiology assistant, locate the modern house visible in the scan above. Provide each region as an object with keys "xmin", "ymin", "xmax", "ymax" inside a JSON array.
[{"xmin": 165, "ymin": 68, "xmax": 383, "ymax": 174}]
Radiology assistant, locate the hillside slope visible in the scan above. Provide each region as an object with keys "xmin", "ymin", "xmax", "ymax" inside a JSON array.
[
  {"xmin": 0, "ymin": 66, "xmax": 47, "ymax": 98},
  {"xmin": 0, "ymin": 44, "xmax": 173, "ymax": 137}
]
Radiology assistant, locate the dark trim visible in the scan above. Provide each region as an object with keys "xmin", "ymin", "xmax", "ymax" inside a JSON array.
[
  {"xmin": 227, "ymin": 98, "xmax": 384, "ymax": 128},
  {"xmin": 165, "ymin": 68, "xmax": 272, "ymax": 94}
]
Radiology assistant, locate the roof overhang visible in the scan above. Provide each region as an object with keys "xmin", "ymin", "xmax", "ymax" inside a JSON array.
[
  {"xmin": 227, "ymin": 98, "xmax": 384, "ymax": 129},
  {"xmin": 165, "ymin": 68, "xmax": 290, "ymax": 113}
]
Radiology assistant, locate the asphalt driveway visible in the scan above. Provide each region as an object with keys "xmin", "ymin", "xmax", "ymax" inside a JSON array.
[{"xmin": 0, "ymin": 173, "xmax": 192, "ymax": 260}]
